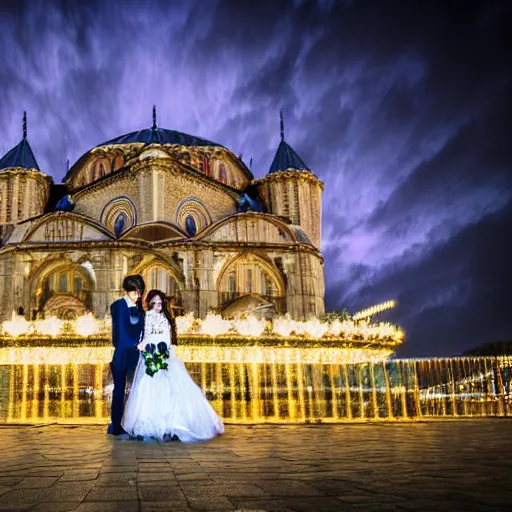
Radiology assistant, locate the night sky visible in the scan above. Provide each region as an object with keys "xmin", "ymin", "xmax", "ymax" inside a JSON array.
[{"xmin": 0, "ymin": 1, "xmax": 511, "ymax": 357}]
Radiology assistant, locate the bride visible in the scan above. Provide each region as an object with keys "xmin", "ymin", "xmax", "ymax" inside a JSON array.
[{"xmin": 122, "ymin": 290, "xmax": 224, "ymax": 442}]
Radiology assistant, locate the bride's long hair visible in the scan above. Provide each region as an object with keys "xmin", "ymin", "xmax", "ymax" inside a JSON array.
[{"xmin": 145, "ymin": 289, "xmax": 176, "ymax": 343}]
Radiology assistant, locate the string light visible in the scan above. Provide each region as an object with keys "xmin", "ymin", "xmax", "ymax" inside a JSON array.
[
  {"xmin": 0, "ymin": 345, "xmax": 394, "ymax": 365},
  {"xmin": 2, "ymin": 351, "xmax": 510, "ymax": 424},
  {"xmin": 353, "ymin": 300, "xmax": 397, "ymax": 321},
  {"xmin": 1, "ymin": 310, "xmax": 405, "ymax": 344}
]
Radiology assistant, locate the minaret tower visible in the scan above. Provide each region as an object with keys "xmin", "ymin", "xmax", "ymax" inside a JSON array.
[
  {"xmin": 255, "ymin": 110, "xmax": 323, "ymax": 248},
  {"xmin": 0, "ymin": 112, "xmax": 52, "ymax": 240}
]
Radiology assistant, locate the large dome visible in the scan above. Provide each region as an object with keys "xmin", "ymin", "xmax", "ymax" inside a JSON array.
[{"xmin": 99, "ymin": 126, "xmax": 223, "ymax": 148}]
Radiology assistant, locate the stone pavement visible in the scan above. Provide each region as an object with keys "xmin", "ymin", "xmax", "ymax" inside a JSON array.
[{"xmin": 0, "ymin": 421, "xmax": 511, "ymax": 512}]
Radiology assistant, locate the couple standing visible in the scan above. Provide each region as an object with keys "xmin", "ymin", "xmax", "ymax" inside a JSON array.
[{"xmin": 107, "ymin": 274, "xmax": 224, "ymax": 443}]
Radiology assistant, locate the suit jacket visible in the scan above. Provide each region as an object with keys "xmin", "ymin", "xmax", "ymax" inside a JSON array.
[{"xmin": 110, "ymin": 298, "xmax": 144, "ymax": 369}]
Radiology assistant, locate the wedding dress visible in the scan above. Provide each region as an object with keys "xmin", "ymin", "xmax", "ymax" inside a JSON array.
[{"xmin": 122, "ymin": 310, "xmax": 224, "ymax": 442}]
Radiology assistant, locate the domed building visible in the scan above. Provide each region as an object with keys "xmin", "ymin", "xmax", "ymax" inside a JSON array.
[{"xmin": 0, "ymin": 110, "xmax": 324, "ymax": 321}]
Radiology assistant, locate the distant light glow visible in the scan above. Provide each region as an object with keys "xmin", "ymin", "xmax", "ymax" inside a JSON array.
[{"xmin": 353, "ymin": 300, "xmax": 397, "ymax": 320}]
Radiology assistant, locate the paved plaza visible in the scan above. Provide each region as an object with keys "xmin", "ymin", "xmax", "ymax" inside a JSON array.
[{"xmin": 0, "ymin": 421, "xmax": 511, "ymax": 512}]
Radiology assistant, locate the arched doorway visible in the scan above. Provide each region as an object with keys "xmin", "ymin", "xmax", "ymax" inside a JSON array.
[
  {"xmin": 36, "ymin": 265, "xmax": 93, "ymax": 319},
  {"xmin": 217, "ymin": 253, "xmax": 286, "ymax": 314}
]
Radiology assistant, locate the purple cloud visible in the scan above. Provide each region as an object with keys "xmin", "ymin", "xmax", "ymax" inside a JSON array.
[{"xmin": 1, "ymin": 0, "xmax": 510, "ymax": 355}]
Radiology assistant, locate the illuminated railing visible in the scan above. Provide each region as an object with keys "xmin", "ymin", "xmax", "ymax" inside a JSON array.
[{"xmin": 1, "ymin": 349, "xmax": 510, "ymax": 424}]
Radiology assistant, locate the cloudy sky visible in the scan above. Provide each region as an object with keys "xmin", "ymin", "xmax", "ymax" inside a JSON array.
[{"xmin": 0, "ymin": 0, "xmax": 510, "ymax": 356}]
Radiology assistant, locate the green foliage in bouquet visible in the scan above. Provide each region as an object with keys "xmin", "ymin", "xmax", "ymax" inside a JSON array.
[{"xmin": 142, "ymin": 342, "xmax": 170, "ymax": 377}]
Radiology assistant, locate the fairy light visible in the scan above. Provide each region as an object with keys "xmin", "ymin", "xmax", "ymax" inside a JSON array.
[
  {"xmin": 175, "ymin": 312, "xmax": 196, "ymax": 334},
  {"xmin": 75, "ymin": 313, "xmax": 102, "ymax": 337},
  {"xmin": 0, "ymin": 310, "xmax": 405, "ymax": 344},
  {"xmin": 353, "ymin": 300, "xmax": 397, "ymax": 321},
  {"xmin": 198, "ymin": 313, "xmax": 232, "ymax": 336},
  {"xmin": 2, "ymin": 312, "xmax": 32, "ymax": 337},
  {"xmin": 2, "ymin": 350, "xmax": 510, "ymax": 424},
  {"xmin": 33, "ymin": 317, "xmax": 64, "ymax": 337},
  {"xmin": 231, "ymin": 315, "xmax": 267, "ymax": 337}
]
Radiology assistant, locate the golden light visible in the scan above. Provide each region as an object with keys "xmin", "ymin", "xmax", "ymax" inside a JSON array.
[
  {"xmin": 75, "ymin": 313, "xmax": 102, "ymax": 337},
  {"xmin": 2, "ymin": 311, "xmax": 32, "ymax": 337},
  {"xmin": 198, "ymin": 313, "xmax": 232, "ymax": 336},
  {"xmin": 352, "ymin": 300, "xmax": 397, "ymax": 321},
  {"xmin": 231, "ymin": 315, "xmax": 267, "ymax": 337},
  {"xmin": 0, "ymin": 310, "xmax": 405, "ymax": 346},
  {"xmin": 175, "ymin": 312, "xmax": 196, "ymax": 334},
  {"xmin": 33, "ymin": 316, "xmax": 64, "ymax": 337}
]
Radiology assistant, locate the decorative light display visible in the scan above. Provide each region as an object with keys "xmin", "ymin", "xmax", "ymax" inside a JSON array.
[
  {"xmin": 0, "ymin": 309, "xmax": 405, "ymax": 343},
  {"xmin": 33, "ymin": 317, "xmax": 64, "ymax": 337},
  {"xmin": 0, "ymin": 345, "xmax": 395, "ymax": 365},
  {"xmin": 75, "ymin": 313, "xmax": 102, "ymax": 337},
  {"xmin": 197, "ymin": 313, "xmax": 232, "ymax": 336},
  {"xmin": 1, "ymin": 350, "xmax": 510, "ymax": 424},
  {"xmin": 352, "ymin": 300, "xmax": 397, "ymax": 321},
  {"xmin": 2, "ymin": 313, "xmax": 32, "ymax": 337}
]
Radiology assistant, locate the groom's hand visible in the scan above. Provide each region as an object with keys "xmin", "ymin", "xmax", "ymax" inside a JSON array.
[{"xmin": 137, "ymin": 341, "xmax": 145, "ymax": 351}]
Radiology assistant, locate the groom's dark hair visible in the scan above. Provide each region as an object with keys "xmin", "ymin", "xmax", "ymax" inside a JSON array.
[{"xmin": 122, "ymin": 274, "xmax": 146, "ymax": 295}]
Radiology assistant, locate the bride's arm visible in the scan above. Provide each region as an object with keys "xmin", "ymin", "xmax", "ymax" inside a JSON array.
[{"xmin": 137, "ymin": 314, "xmax": 151, "ymax": 351}]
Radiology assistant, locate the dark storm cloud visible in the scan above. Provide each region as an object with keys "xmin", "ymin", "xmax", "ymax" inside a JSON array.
[
  {"xmin": 0, "ymin": 0, "xmax": 511, "ymax": 355},
  {"xmin": 330, "ymin": 200, "xmax": 512, "ymax": 357}
]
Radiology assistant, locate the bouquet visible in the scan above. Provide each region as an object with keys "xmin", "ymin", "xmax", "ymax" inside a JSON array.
[{"xmin": 142, "ymin": 342, "xmax": 170, "ymax": 377}]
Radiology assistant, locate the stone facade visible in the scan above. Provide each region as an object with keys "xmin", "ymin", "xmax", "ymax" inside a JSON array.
[{"xmin": 0, "ymin": 128, "xmax": 325, "ymax": 322}]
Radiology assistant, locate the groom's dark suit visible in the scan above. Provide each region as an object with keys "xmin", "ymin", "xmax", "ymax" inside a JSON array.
[{"xmin": 107, "ymin": 297, "xmax": 144, "ymax": 435}]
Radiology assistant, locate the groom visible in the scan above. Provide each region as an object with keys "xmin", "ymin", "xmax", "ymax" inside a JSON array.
[{"xmin": 107, "ymin": 274, "xmax": 146, "ymax": 435}]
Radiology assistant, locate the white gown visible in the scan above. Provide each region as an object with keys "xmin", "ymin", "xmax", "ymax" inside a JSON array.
[{"xmin": 122, "ymin": 310, "xmax": 224, "ymax": 443}]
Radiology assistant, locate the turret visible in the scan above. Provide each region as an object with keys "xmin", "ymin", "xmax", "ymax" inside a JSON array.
[
  {"xmin": 255, "ymin": 110, "xmax": 323, "ymax": 248},
  {"xmin": 0, "ymin": 112, "xmax": 52, "ymax": 240}
]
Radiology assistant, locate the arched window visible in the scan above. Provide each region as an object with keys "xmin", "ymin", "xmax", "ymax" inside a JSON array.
[
  {"xmin": 144, "ymin": 265, "xmax": 180, "ymax": 297},
  {"xmin": 185, "ymin": 215, "xmax": 197, "ymax": 237},
  {"xmin": 218, "ymin": 255, "xmax": 284, "ymax": 312},
  {"xmin": 98, "ymin": 163, "xmax": 105, "ymax": 177},
  {"xmin": 59, "ymin": 272, "xmax": 68, "ymax": 293},
  {"xmin": 246, "ymin": 269, "xmax": 252, "ymax": 293},
  {"xmin": 203, "ymin": 156, "xmax": 210, "ymax": 177},
  {"xmin": 228, "ymin": 271, "xmax": 236, "ymax": 294},
  {"xmin": 112, "ymin": 154, "xmax": 124, "ymax": 172},
  {"xmin": 114, "ymin": 212, "xmax": 128, "ymax": 237},
  {"xmin": 263, "ymin": 273, "xmax": 275, "ymax": 296},
  {"xmin": 41, "ymin": 267, "xmax": 92, "ymax": 314},
  {"xmin": 219, "ymin": 164, "xmax": 227, "ymax": 184}
]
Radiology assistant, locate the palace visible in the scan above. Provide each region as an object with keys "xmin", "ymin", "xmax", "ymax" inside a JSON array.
[{"xmin": 0, "ymin": 110, "xmax": 324, "ymax": 322}]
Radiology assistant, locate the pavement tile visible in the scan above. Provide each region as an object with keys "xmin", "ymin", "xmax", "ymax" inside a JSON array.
[
  {"xmin": 137, "ymin": 485, "xmax": 186, "ymax": 502},
  {"xmin": 176, "ymin": 472, "xmax": 213, "ymax": 482},
  {"xmin": 137, "ymin": 472, "xmax": 178, "ymax": 480},
  {"xmin": 85, "ymin": 486, "xmax": 139, "ymax": 501},
  {"xmin": 180, "ymin": 483, "xmax": 266, "ymax": 498},
  {"xmin": 59, "ymin": 471, "xmax": 100, "ymax": 481},
  {"xmin": 13, "ymin": 477, "xmax": 59, "ymax": 489},
  {"xmin": 186, "ymin": 495, "xmax": 235, "ymax": 510},
  {"xmin": 140, "ymin": 503, "xmax": 191, "ymax": 512},
  {"xmin": 74, "ymin": 502, "xmax": 140, "ymax": 512},
  {"xmin": 31, "ymin": 502, "xmax": 82, "ymax": 512},
  {"xmin": 254, "ymin": 480, "xmax": 324, "ymax": 497},
  {"xmin": 0, "ymin": 422, "xmax": 510, "ymax": 511}
]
